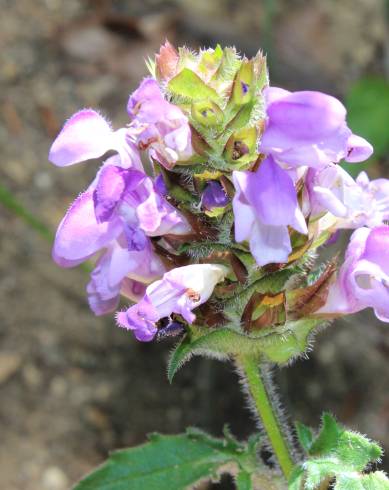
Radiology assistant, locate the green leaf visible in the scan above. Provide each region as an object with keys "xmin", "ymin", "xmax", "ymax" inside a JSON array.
[
  {"xmin": 168, "ymin": 68, "xmax": 220, "ymax": 102},
  {"xmin": 295, "ymin": 421, "xmax": 314, "ymax": 453},
  {"xmin": 236, "ymin": 470, "xmax": 253, "ymax": 490},
  {"xmin": 336, "ymin": 430, "xmax": 382, "ymax": 471},
  {"xmin": 304, "ymin": 458, "xmax": 341, "ymax": 489},
  {"xmin": 309, "ymin": 413, "xmax": 342, "ymax": 455},
  {"xmin": 359, "ymin": 472, "xmax": 389, "ymax": 490},
  {"xmin": 294, "ymin": 413, "xmax": 388, "ymax": 490},
  {"xmin": 335, "ymin": 473, "xmax": 365, "ymax": 490},
  {"xmin": 74, "ymin": 430, "xmax": 242, "ymax": 490},
  {"xmin": 335, "ymin": 471, "xmax": 389, "ymax": 490}
]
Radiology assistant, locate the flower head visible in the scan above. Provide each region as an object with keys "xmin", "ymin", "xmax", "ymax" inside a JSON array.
[{"xmin": 49, "ymin": 42, "xmax": 387, "ymax": 343}]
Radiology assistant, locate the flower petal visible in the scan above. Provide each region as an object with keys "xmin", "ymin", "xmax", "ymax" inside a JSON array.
[
  {"xmin": 49, "ymin": 109, "xmax": 114, "ymax": 166},
  {"xmin": 249, "ymin": 222, "xmax": 292, "ymax": 266},
  {"xmin": 53, "ymin": 190, "xmax": 122, "ymax": 266},
  {"xmin": 345, "ymin": 134, "xmax": 373, "ymax": 162},
  {"xmin": 93, "ymin": 165, "xmax": 127, "ymax": 223},
  {"xmin": 263, "ymin": 86, "xmax": 291, "ymax": 106},
  {"xmin": 232, "ymin": 172, "xmax": 256, "ymax": 242},
  {"xmin": 249, "ymin": 156, "xmax": 298, "ymax": 226},
  {"xmin": 265, "ymin": 91, "xmax": 346, "ymax": 141},
  {"xmin": 362, "ymin": 225, "xmax": 389, "ymax": 276}
]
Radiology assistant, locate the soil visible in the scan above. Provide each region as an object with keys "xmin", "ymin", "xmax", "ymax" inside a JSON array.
[{"xmin": 0, "ymin": 1, "xmax": 388, "ymax": 489}]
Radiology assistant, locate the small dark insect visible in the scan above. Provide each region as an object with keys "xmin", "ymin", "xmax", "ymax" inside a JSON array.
[{"xmin": 156, "ymin": 319, "xmax": 186, "ymax": 341}]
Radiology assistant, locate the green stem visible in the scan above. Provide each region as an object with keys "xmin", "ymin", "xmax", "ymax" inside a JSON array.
[{"xmin": 237, "ymin": 355, "xmax": 294, "ymax": 480}]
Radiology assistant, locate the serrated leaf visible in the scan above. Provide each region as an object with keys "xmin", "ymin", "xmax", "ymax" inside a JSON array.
[
  {"xmin": 296, "ymin": 421, "xmax": 314, "ymax": 453},
  {"xmin": 336, "ymin": 431, "xmax": 382, "ymax": 471},
  {"xmin": 359, "ymin": 472, "xmax": 389, "ymax": 490},
  {"xmin": 304, "ymin": 458, "xmax": 344, "ymax": 489},
  {"xmin": 74, "ymin": 431, "xmax": 243, "ymax": 490},
  {"xmin": 297, "ymin": 414, "xmax": 388, "ymax": 490},
  {"xmin": 168, "ymin": 68, "xmax": 220, "ymax": 102},
  {"xmin": 236, "ymin": 470, "xmax": 253, "ymax": 490},
  {"xmin": 335, "ymin": 474, "xmax": 366, "ymax": 490},
  {"xmin": 335, "ymin": 471, "xmax": 389, "ymax": 490},
  {"xmin": 309, "ymin": 413, "xmax": 342, "ymax": 455}
]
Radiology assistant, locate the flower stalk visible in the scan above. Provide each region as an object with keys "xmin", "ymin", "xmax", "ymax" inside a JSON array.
[{"xmin": 237, "ymin": 355, "xmax": 294, "ymax": 480}]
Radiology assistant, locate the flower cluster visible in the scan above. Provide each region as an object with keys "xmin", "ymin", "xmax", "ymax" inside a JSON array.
[{"xmin": 49, "ymin": 42, "xmax": 389, "ymax": 344}]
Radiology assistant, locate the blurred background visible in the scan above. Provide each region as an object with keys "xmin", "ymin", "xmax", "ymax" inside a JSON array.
[{"xmin": 1, "ymin": 0, "xmax": 389, "ymax": 488}]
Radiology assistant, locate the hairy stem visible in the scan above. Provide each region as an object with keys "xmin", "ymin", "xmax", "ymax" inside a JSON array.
[{"xmin": 236, "ymin": 355, "xmax": 294, "ymax": 481}]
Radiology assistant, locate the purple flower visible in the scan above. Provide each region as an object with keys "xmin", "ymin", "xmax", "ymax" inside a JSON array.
[
  {"xmin": 127, "ymin": 78, "xmax": 193, "ymax": 169},
  {"xmin": 232, "ymin": 156, "xmax": 307, "ymax": 266},
  {"xmin": 49, "ymin": 78, "xmax": 194, "ymax": 172},
  {"xmin": 309, "ymin": 165, "xmax": 389, "ymax": 229},
  {"xmin": 318, "ymin": 226, "xmax": 389, "ymax": 322},
  {"xmin": 53, "ymin": 160, "xmax": 190, "ymax": 269},
  {"xmin": 116, "ymin": 264, "xmax": 228, "ymax": 341},
  {"xmin": 52, "ymin": 157, "xmax": 191, "ymax": 316},
  {"xmin": 86, "ymin": 240, "xmax": 163, "ymax": 316},
  {"xmin": 93, "ymin": 162, "xmax": 190, "ymax": 236},
  {"xmin": 201, "ymin": 181, "xmax": 229, "ymax": 210},
  {"xmin": 49, "ymin": 109, "xmax": 142, "ymax": 170},
  {"xmin": 260, "ymin": 87, "xmax": 373, "ymax": 169}
]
